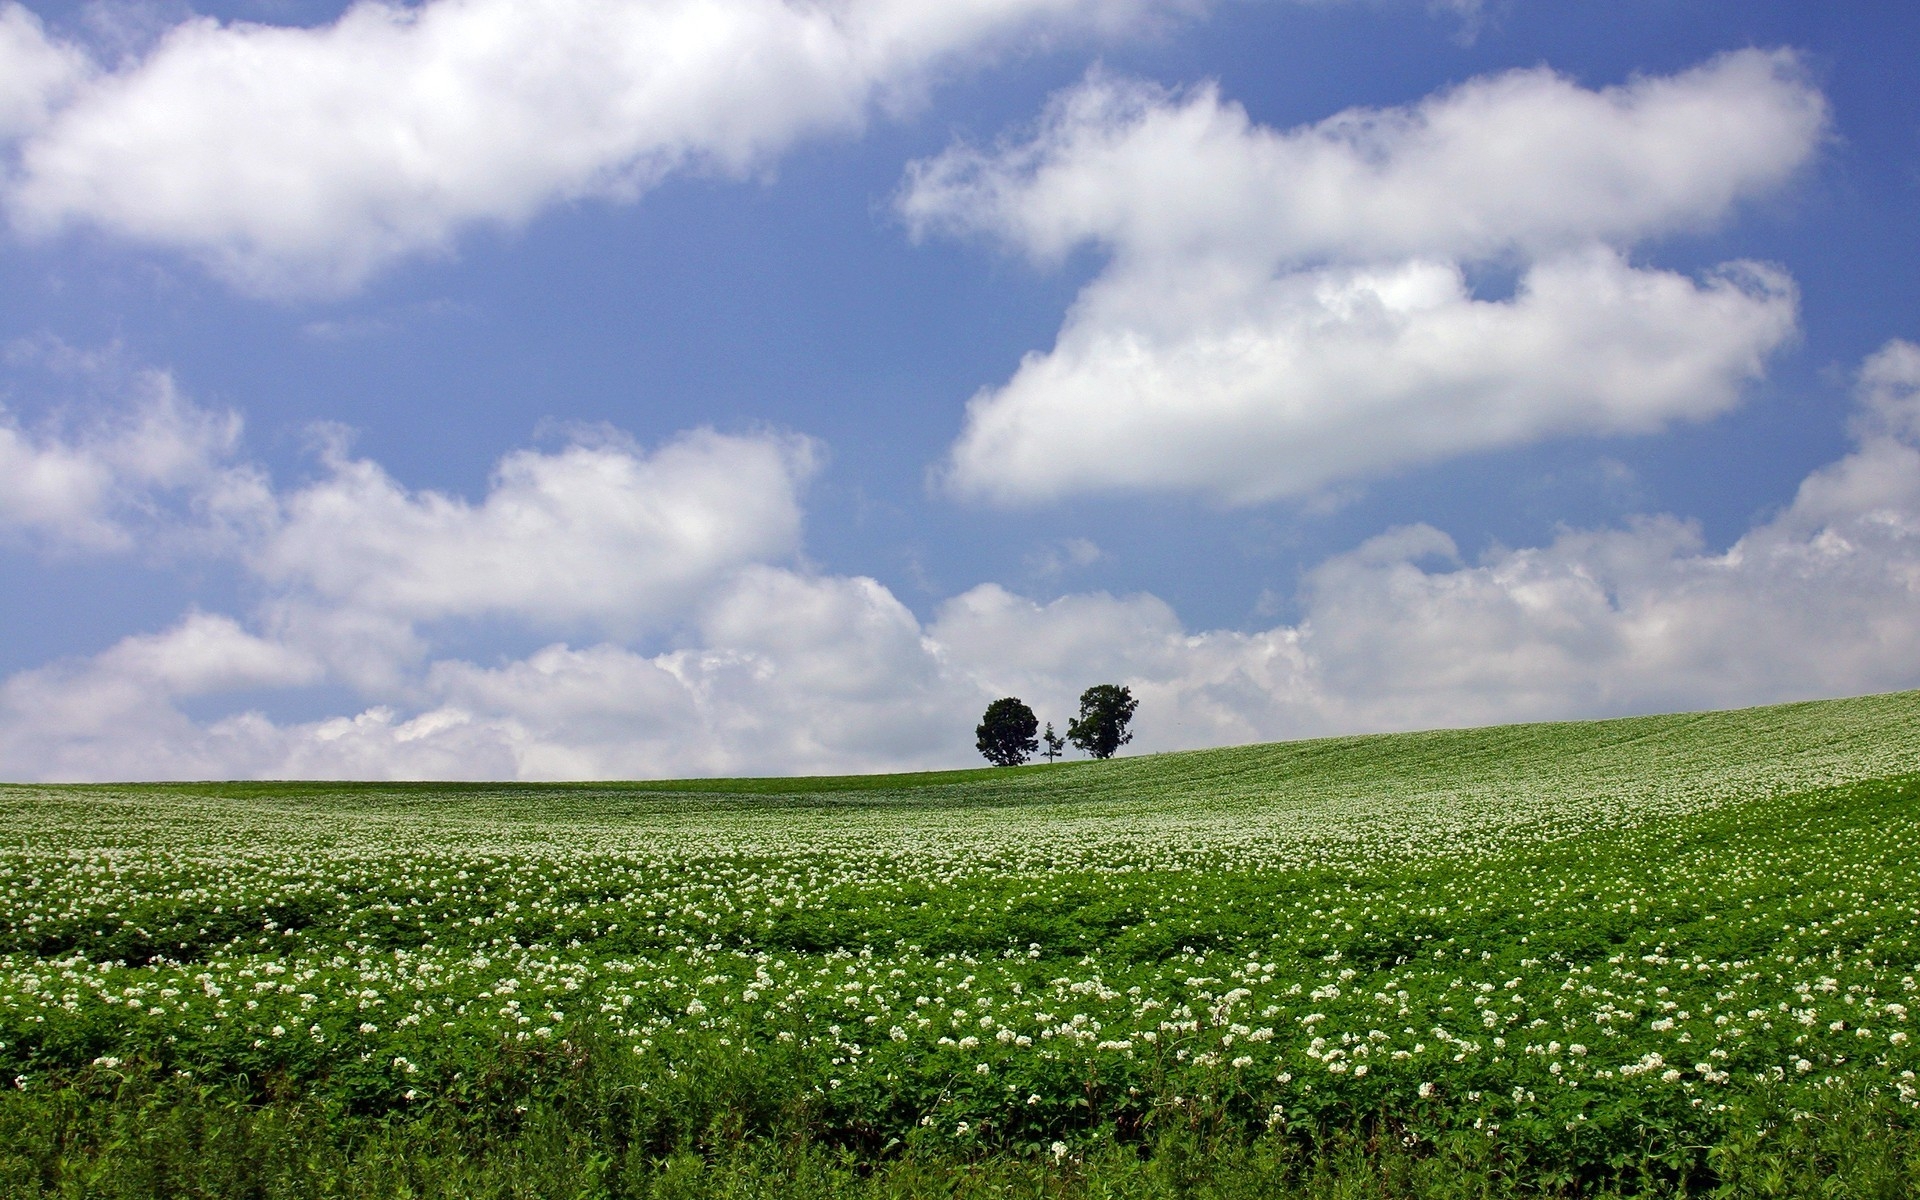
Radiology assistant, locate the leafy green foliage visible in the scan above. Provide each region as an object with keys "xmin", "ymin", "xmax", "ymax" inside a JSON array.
[
  {"xmin": 4, "ymin": 689, "xmax": 1920, "ymax": 1196},
  {"xmin": 977, "ymin": 697, "xmax": 1041, "ymax": 767},
  {"xmin": 7, "ymin": 1062, "xmax": 1920, "ymax": 1197},
  {"xmin": 1066, "ymin": 684, "xmax": 1137, "ymax": 759}
]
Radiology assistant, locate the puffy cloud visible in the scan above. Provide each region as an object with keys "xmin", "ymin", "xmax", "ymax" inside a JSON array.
[
  {"xmin": 0, "ymin": 613, "xmax": 319, "ymax": 779},
  {"xmin": 8, "ymin": 342, "xmax": 1920, "ymax": 781},
  {"xmin": 930, "ymin": 584, "xmax": 1322, "ymax": 752},
  {"xmin": 90, "ymin": 611, "xmax": 322, "ymax": 697},
  {"xmin": 903, "ymin": 54, "xmax": 1822, "ymax": 266},
  {"xmin": 0, "ymin": 566, "xmax": 974, "ymax": 782},
  {"xmin": 940, "ymin": 249, "xmax": 1794, "ymax": 504},
  {"xmin": 1, "ymin": 0, "xmax": 1187, "ymax": 294},
  {"xmin": 254, "ymin": 428, "xmax": 816, "ymax": 635},
  {"xmin": 1853, "ymin": 337, "xmax": 1920, "ymax": 443},
  {"xmin": 906, "ymin": 56, "xmax": 1822, "ymax": 503},
  {"xmin": 933, "ymin": 583, "xmax": 1187, "ymax": 702},
  {"xmin": 0, "ymin": 4, "xmax": 86, "ymax": 139},
  {"xmin": 933, "ymin": 338, "xmax": 1920, "ymax": 741},
  {"xmin": 1242, "ymin": 342, "xmax": 1920, "ymax": 731},
  {"xmin": 412, "ymin": 566, "xmax": 968, "ymax": 778},
  {"xmin": 0, "ymin": 371, "xmax": 253, "ymax": 551}
]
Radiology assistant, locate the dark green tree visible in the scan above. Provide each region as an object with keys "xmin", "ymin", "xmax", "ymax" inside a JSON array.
[
  {"xmin": 976, "ymin": 697, "xmax": 1040, "ymax": 766},
  {"xmin": 1066, "ymin": 684, "xmax": 1137, "ymax": 760},
  {"xmin": 1041, "ymin": 722, "xmax": 1065, "ymax": 762}
]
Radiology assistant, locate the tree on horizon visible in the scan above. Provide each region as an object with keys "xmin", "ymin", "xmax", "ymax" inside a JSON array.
[
  {"xmin": 976, "ymin": 697, "xmax": 1040, "ymax": 766},
  {"xmin": 1066, "ymin": 685, "xmax": 1137, "ymax": 760}
]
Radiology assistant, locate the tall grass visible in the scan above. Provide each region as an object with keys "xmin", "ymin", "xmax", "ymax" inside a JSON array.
[{"xmin": 6, "ymin": 1049, "xmax": 1919, "ymax": 1198}]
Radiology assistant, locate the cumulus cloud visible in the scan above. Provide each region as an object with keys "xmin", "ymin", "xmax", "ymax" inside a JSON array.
[
  {"xmin": 0, "ymin": 366, "xmax": 850, "ymax": 775},
  {"xmin": 905, "ymin": 54, "xmax": 1823, "ymax": 503},
  {"xmin": 903, "ymin": 54, "xmax": 1822, "ymax": 266},
  {"xmin": 0, "ymin": 370, "xmax": 254, "ymax": 551},
  {"xmin": 940, "ymin": 249, "xmax": 1795, "ymax": 504},
  {"xmin": 1853, "ymin": 337, "xmax": 1920, "ymax": 443},
  {"xmin": 254, "ymin": 428, "xmax": 816, "ymax": 634},
  {"xmin": 0, "ymin": 612, "xmax": 320, "ymax": 780},
  {"xmin": 0, "ymin": 565, "xmax": 974, "ymax": 781},
  {"xmin": 419, "ymin": 566, "xmax": 966, "ymax": 778},
  {"xmin": 0, "ymin": 0, "xmax": 1189, "ymax": 294},
  {"xmin": 0, "ymin": 4, "xmax": 85, "ymax": 139},
  {"xmin": 931, "ymin": 341, "xmax": 1920, "ymax": 744},
  {"xmin": 7, "ymin": 341, "xmax": 1920, "ymax": 781}
]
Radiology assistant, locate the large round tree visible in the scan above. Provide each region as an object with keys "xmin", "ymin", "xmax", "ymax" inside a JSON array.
[
  {"xmin": 1066, "ymin": 684, "xmax": 1137, "ymax": 760},
  {"xmin": 976, "ymin": 697, "xmax": 1040, "ymax": 767}
]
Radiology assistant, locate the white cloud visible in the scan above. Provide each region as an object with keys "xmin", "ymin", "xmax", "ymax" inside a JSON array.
[
  {"xmin": 254, "ymin": 428, "xmax": 816, "ymax": 635},
  {"xmin": 0, "ymin": 4, "xmax": 86, "ymax": 139},
  {"xmin": 905, "ymin": 55, "xmax": 1823, "ymax": 504},
  {"xmin": 417, "ymin": 566, "xmax": 968, "ymax": 778},
  {"xmin": 0, "ymin": 370, "xmax": 252, "ymax": 551},
  {"xmin": 92, "ymin": 611, "xmax": 323, "ymax": 697},
  {"xmin": 0, "ymin": 0, "xmax": 1189, "ymax": 295},
  {"xmin": 931, "ymin": 339, "xmax": 1920, "ymax": 742},
  {"xmin": 7, "ymin": 341, "xmax": 1920, "ymax": 781},
  {"xmin": 0, "ymin": 565, "xmax": 973, "ymax": 782},
  {"xmin": 0, "ymin": 612, "xmax": 319, "ymax": 780},
  {"xmin": 1853, "ymin": 337, "xmax": 1920, "ymax": 443},
  {"xmin": 903, "ymin": 54, "xmax": 1822, "ymax": 266},
  {"xmin": 1025, "ymin": 535, "xmax": 1103, "ymax": 576},
  {"xmin": 942, "ymin": 249, "xmax": 1795, "ymax": 504}
]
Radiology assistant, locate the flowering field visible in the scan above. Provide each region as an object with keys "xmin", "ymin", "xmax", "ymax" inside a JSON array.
[{"xmin": 6, "ymin": 691, "xmax": 1920, "ymax": 1195}]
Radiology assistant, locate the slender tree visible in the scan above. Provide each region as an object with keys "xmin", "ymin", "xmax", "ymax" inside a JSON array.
[
  {"xmin": 976, "ymin": 697, "xmax": 1040, "ymax": 766},
  {"xmin": 1065, "ymin": 684, "xmax": 1137, "ymax": 760},
  {"xmin": 1041, "ymin": 722, "xmax": 1065, "ymax": 762}
]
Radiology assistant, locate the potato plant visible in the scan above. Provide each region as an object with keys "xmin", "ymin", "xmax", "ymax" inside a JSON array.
[{"xmin": 4, "ymin": 690, "xmax": 1920, "ymax": 1192}]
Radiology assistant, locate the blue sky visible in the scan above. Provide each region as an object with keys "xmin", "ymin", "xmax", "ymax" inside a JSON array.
[{"xmin": 0, "ymin": 0, "xmax": 1916, "ymax": 779}]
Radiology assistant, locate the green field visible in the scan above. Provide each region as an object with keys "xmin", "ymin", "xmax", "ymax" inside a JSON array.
[{"xmin": 6, "ymin": 692, "xmax": 1920, "ymax": 1197}]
